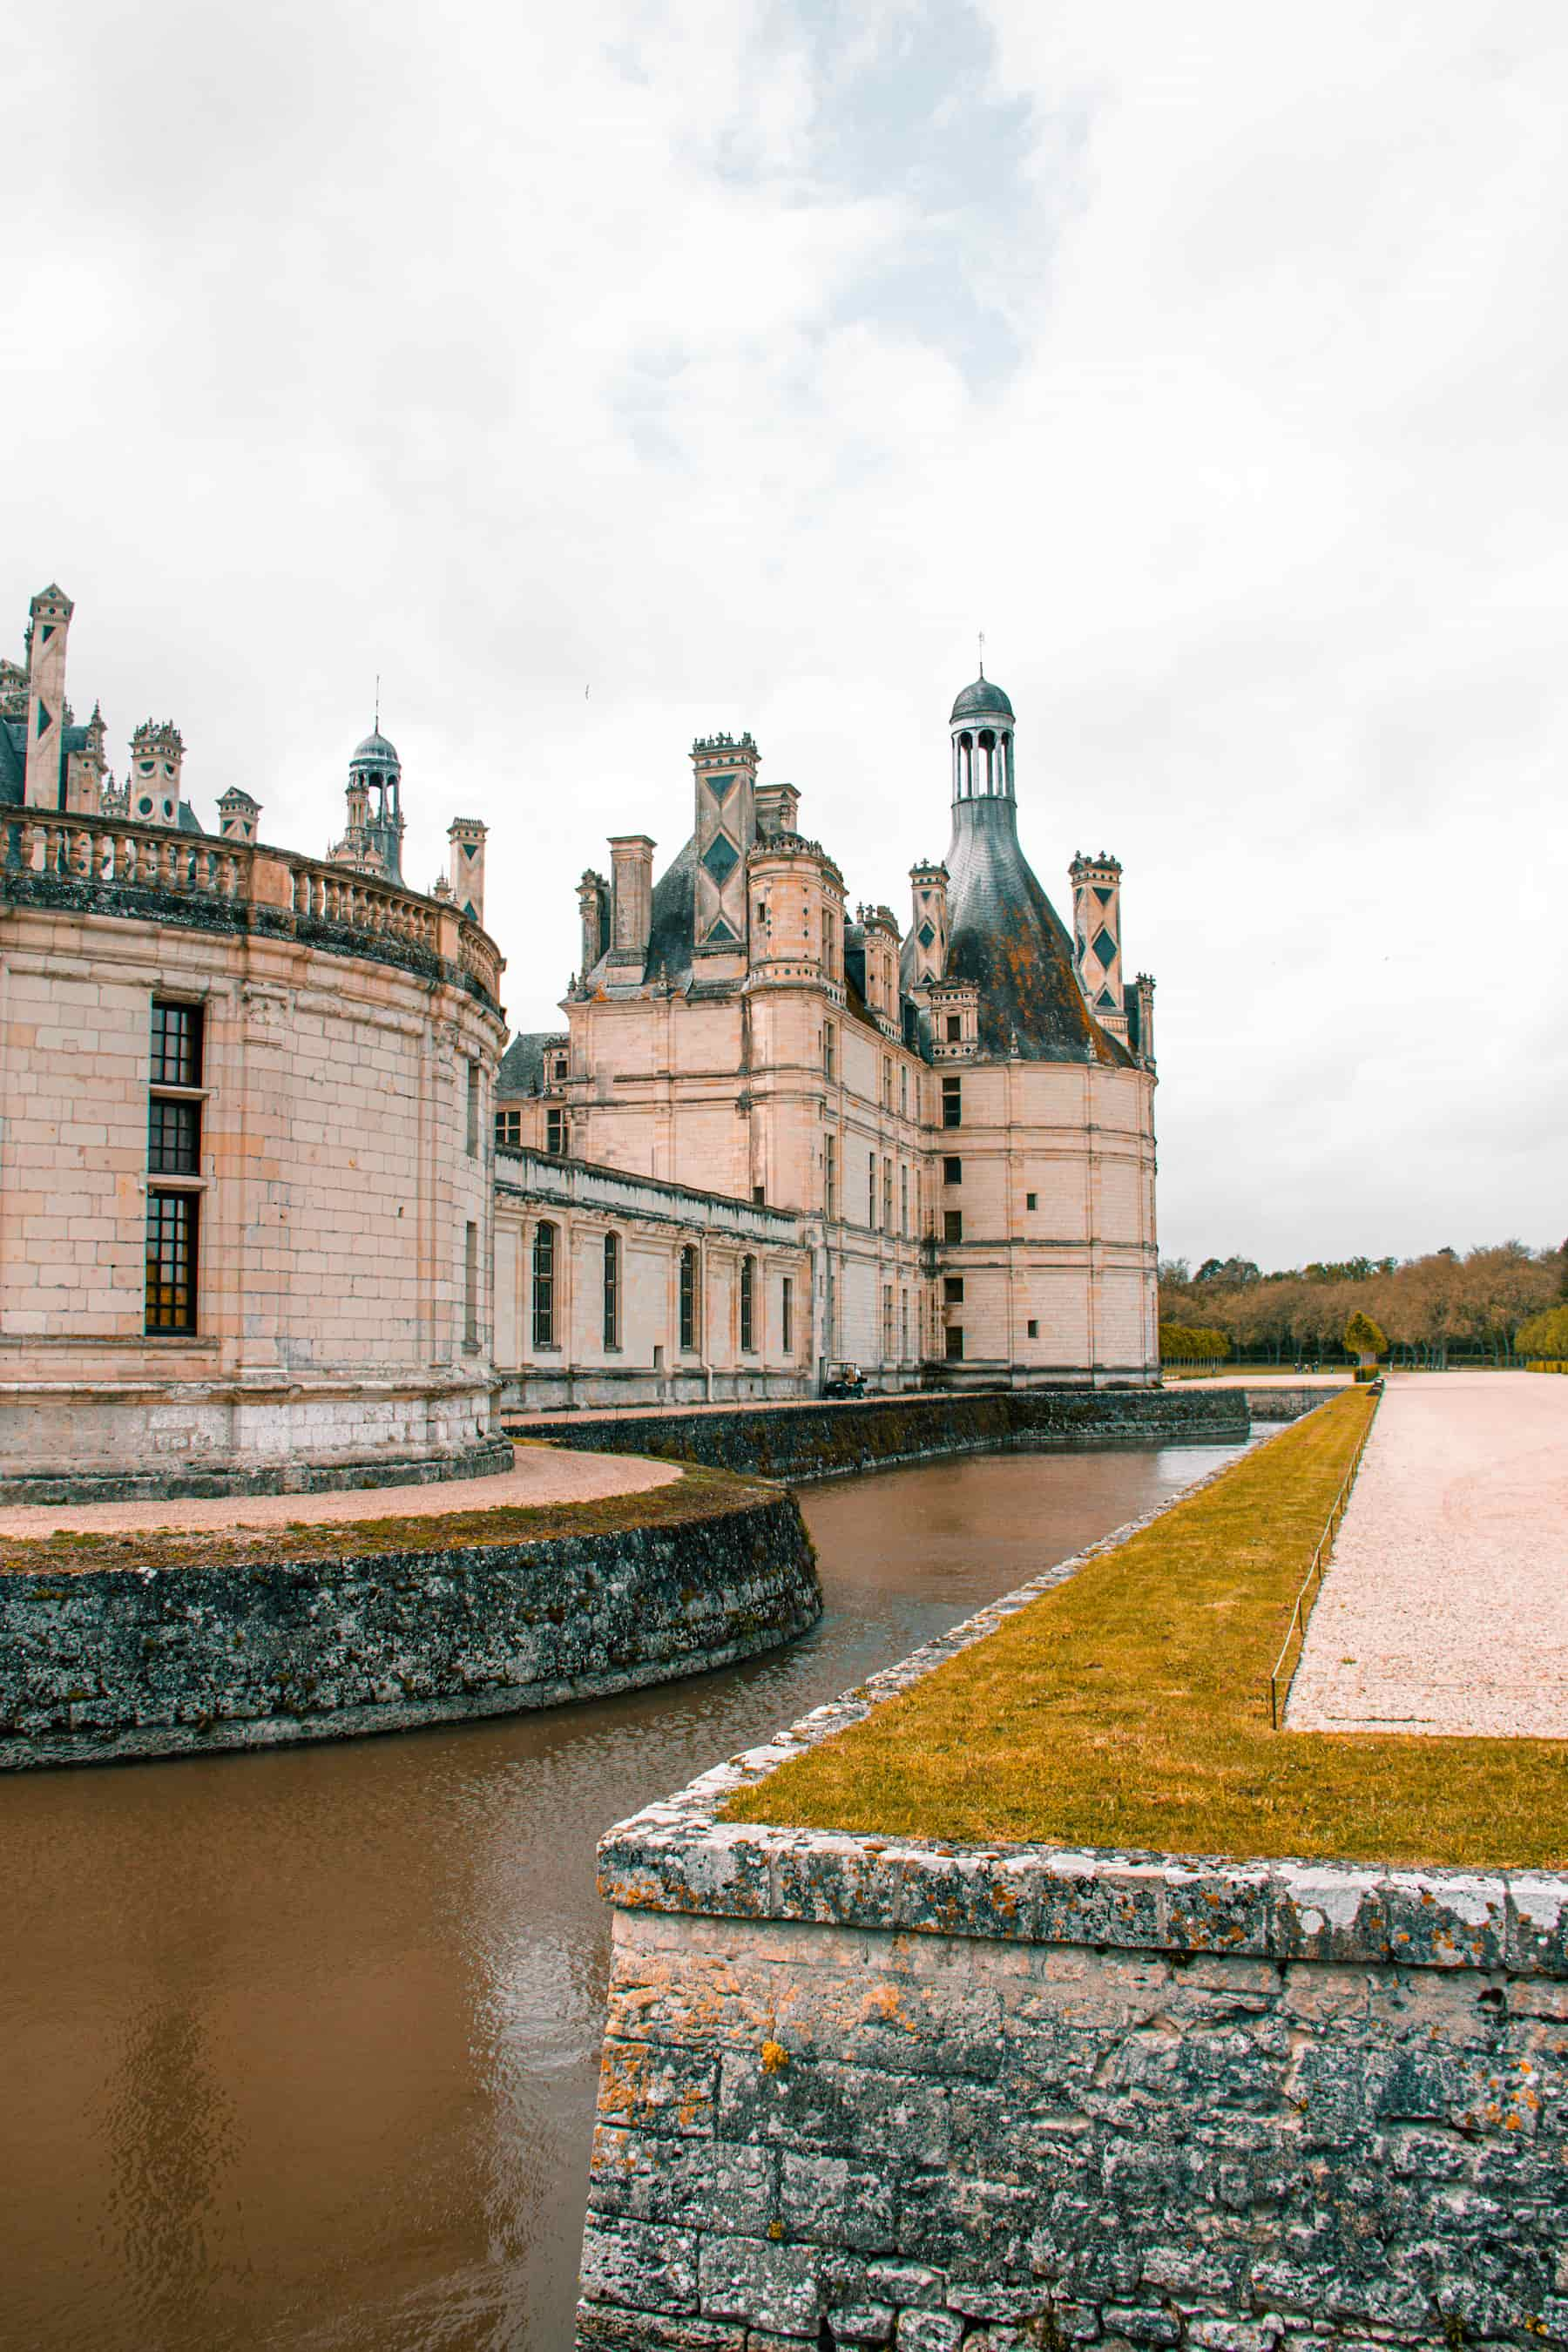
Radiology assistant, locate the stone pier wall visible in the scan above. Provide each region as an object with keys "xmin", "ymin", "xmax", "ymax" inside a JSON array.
[
  {"xmin": 511, "ymin": 1387, "xmax": 1254, "ymax": 1483},
  {"xmin": 576, "ymin": 1504, "xmax": 1568, "ymax": 2350},
  {"xmin": 0, "ymin": 1486, "xmax": 820, "ymax": 1772}
]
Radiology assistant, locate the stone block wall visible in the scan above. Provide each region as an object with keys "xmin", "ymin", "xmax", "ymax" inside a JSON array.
[
  {"xmin": 511, "ymin": 1388, "xmax": 1254, "ymax": 1482},
  {"xmin": 0, "ymin": 887, "xmax": 503, "ymax": 1487},
  {"xmin": 580, "ymin": 1882, "xmax": 1568, "ymax": 2352},
  {"xmin": 0, "ymin": 1487, "xmax": 819, "ymax": 1771}
]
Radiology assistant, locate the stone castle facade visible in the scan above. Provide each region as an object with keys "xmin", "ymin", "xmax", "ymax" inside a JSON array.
[
  {"xmin": 0, "ymin": 584, "xmax": 506, "ymax": 1494},
  {"xmin": 0, "ymin": 582, "xmax": 1158, "ymax": 1490},
  {"xmin": 495, "ymin": 671, "xmax": 1159, "ymax": 1400}
]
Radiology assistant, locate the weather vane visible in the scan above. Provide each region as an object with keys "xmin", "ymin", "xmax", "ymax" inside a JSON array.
[
  {"xmin": 977, "ymin": 631, "xmax": 986, "ymax": 679},
  {"xmin": 374, "ymin": 673, "xmax": 381, "ymax": 732}
]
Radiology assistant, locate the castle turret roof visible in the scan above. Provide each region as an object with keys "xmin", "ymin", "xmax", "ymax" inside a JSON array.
[
  {"xmin": 901, "ymin": 794, "xmax": 1132, "ymax": 1068},
  {"xmin": 950, "ymin": 675, "xmax": 1015, "ymax": 724},
  {"xmin": 352, "ymin": 728, "xmax": 400, "ymax": 767}
]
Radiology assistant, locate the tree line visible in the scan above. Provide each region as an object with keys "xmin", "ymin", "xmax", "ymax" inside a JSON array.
[{"xmin": 1159, "ymin": 1240, "xmax": 1568, "ymax": 1368}]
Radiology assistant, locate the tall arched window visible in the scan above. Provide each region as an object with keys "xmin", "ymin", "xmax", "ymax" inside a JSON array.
[
  {"xmin": 679, "ymin": 1245, "xmax": 699, "ymax": 1353},
  {"xmin": 957, "ymin": 730, "xmax": 973, "ymax": 795},
  {"xmin": 603, "ymin": 1231, "xmax": 620, "ymax": 1349},
  {"xmin": 532, "ymin": 1221, "xmax": 556, "ymax": 1348},
  {"xmin": 740, "ymin": 1254, "xmax": 756, "ymax": 1354}
]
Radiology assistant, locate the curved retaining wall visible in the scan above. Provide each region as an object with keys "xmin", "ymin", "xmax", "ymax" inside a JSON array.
[
  {"xmin": 0, "ymin": 1488, "xmax": 821, "ymax": 1773},
  {"xmin": 510, "ymin": 1387, "xmax": 1252, "ymax": 1481}
]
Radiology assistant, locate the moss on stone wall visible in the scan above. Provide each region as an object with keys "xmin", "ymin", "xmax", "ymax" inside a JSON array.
[{"xmin": 510, "ymin": 1389, "xmax": 1250, "ymax": 1481}]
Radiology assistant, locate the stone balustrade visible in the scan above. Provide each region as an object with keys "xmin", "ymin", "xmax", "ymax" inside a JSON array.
[{"xmin": 2, "ymin": 807, "xmax": 504, "ymax": 1009}]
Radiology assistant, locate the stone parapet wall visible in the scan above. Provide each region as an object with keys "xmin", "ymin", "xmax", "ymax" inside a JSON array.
[
  {"xmin": 576, "ymin": 1470, "xmax": 1568, "ymax": 2349},
  {"xmin": 0, "ymin": 806, "xmax": 504, "ymax": 1010},
  {"xmin": 512, "ymin": 1388, "xmax": 1254, "ymax": 1482},
  {"xmin": 0, "ymin": 1488, "xmax": 820, "ymax": 1772}
]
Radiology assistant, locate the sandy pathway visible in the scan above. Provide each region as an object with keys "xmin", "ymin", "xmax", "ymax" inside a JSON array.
[
  {"xmin": 1288, "ymin": 1372, "xmax": 1568, "ymax": 1737},
  {"xmin": 0, "ymin": 1443, "xmax": 681, "ymax": 1544}
]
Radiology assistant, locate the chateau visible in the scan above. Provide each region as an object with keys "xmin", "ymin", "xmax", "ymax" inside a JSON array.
[
  {"xmin": 492, "ymin": 671, "xmax": 1159, "ymax": 1404},
  {"xmin": 0, "ymin": 580, "xmax": 1158, "ymax": 1495}
]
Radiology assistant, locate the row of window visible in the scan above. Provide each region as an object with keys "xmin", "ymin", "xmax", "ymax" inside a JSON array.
[
  {"xmin": 146, "ymin": 1001, "xmax": 203, "ymax": 1333},
  {"xmin": 495, "ymin": 1107, "xmax": 569, "ymax": 1155},
  {"xmin": 529, "ymin": 1229, "xmax": 793, "ymax": 1358},
  {"xmin": 145, "ymin": 1002, "xmax": 485, "ymax": 1346}
]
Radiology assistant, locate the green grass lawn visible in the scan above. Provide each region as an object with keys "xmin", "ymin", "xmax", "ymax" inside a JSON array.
[
  {"xmin": 725, "ymin": 1390, "xmax": 1568, "ymax": 1869},
  {"xmin": 0, "ymin": 1461, "xmax": 773, "ymax": 1575}
]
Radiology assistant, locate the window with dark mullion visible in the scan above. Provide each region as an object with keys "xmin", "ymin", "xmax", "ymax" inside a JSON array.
[
  {"xmin": 679, "ymin": 1246, "xmax": 699, "ymax": 1352},
  {"xmin": 151, "ymin": 1001, "xmax": 202, "ymax": 1089},
  {"xmin": 145, "ymin": 1191, "xmax": 199, "ymax": 1332},
  {"xmin": 532, "ymin": 1221, "xmax": 557, "ymax": 1348},
  {"xmin": 148, "ymin": 1097, "xmax": 199, "ymax": 1174}
]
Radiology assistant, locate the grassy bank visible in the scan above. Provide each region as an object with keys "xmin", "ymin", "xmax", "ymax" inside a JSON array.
[
  {"xmin": 0, "ymin": 1462, "xmax": 773, "ymax": 1575},
  {"xmin": 726, "ymin": 1389, "xmax": 1568, "ymax": 1869}
]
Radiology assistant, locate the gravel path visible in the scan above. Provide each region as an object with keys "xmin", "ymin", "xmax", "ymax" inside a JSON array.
[
  {"xmin": 0, "ymin": 1444, "xmax": 681, "ymax": 1543},
  {"xmin": 1288, "ymin": 1373, "xmax": 1568, "ymax": 1738}
]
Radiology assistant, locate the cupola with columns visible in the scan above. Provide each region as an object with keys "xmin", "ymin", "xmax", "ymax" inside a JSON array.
[{"xmin": 949, "ymin": 666, "xmax": 1015, "ymax": 805}]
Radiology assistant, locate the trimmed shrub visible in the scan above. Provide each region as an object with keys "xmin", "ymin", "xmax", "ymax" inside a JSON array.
[{"xmin": 1517, "ymin": 1304, "xmax": 1568, "ymax": 1361}]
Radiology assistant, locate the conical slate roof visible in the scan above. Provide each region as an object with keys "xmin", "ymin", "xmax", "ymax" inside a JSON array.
[{"xmin": 927, "ymin": 796, "xmax": 1132, "ymax": 1066}]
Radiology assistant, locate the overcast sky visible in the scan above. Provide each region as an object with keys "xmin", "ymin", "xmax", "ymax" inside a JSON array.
[{"xmin": 6, "ymin": 1, "xmax": 1565, "ymax": 1267}]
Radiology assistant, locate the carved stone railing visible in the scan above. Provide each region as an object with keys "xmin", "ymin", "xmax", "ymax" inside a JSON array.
[
  {"xmin": 4, "ymin": 810, "xmax": 249, "ymax": 902},
  {"xmin": 2, "ymin": 809, "xmax": 504, "ymax": 1010}
]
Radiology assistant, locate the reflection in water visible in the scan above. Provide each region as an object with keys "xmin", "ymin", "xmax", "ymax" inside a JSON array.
[{"xmin": 0, "ymin": 1442, "xmax": 1245, "ymax": 2351}]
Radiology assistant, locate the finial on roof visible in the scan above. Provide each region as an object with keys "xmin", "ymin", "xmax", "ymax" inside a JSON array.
[{"xmin": 977, "ymin": 630, "xmax": 985, "ymax": 679}]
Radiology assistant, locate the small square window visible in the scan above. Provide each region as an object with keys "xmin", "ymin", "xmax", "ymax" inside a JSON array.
[
  {"xmin": 943, "ymin": 1277, "xmax": 963, "ymax": 1305},
  {"xmin": 1027, "ymin": 1318, "xmax": 1038, "ymax": 1339},
  {"xmin": 943, "ymin": 1157, "xmax": 962, "ymax": 1185},
  {"xmin": 148, "ymin": 1096, "xmax": 199, "ymax": 1175},
  {"xmin": 1025, "ymin": 1191, "xmax": 1037, "ymax": 1212},
  {"xmin": 151, "ymin": 999, "xmax": 203, "ymax": 1091}
]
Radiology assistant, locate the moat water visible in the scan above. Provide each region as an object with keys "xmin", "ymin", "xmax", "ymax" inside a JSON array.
[{"xmin": 0, "ymin": 1441, "xmax": 1247, "ymax": 2352}]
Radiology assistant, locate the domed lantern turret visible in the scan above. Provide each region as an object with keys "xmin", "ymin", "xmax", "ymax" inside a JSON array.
[
  {"xmin": 345, "ymin": 726, "xmax": 405, "ymax": 880},
  {"xmin": 949, "ymin": 669, "xmax": 1015, "ymax": 805}
]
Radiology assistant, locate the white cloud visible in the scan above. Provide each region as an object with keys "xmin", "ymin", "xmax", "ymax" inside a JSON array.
[{"xmin": 3, "ymin": 0, "xmax": 1564, "ymax": 1265}]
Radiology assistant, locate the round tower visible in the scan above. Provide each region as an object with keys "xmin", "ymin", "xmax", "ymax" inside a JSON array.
[{"xmin": 950, "ymin": 671, "xmax": 1015, "ymax": 805}]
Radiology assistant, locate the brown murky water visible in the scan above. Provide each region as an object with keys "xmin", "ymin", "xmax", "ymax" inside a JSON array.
[{"xmin": 0, "ymin": 1442, "xmax": 1246, "ymax": 2352}]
